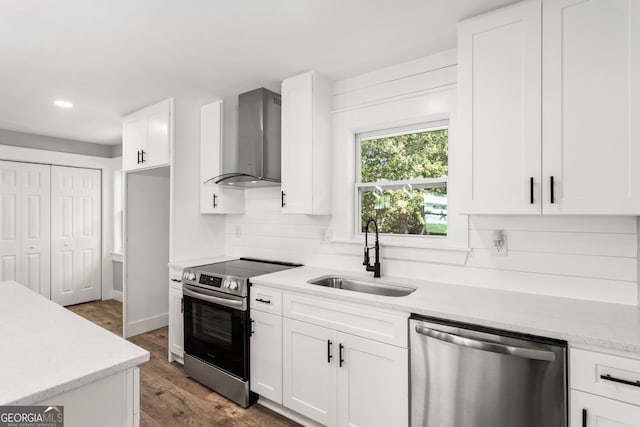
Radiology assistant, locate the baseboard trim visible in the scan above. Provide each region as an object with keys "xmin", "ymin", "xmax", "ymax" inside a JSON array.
[
  {"xmin": 125, "ymin": 313, "xmax": 168, "ymax": 338},
  {"xmin": 112, "ymin": 290, "xmax": 123, "ymax": 302}
]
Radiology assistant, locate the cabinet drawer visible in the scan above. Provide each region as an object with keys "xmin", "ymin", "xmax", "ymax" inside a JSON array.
[
  {"xmin": 570, "ymin": 389, "xmax": 640, "ymax": 427},
  {"xmin": 283, "ymin": 293, "xmax": 408, "ymax": 348},
  {"xmin": 250, "ymin": 286, "xmax": 282, "ymax": 315},
  {"xmin": 571, "ymin": 348, "xmax": 640, "ymax": 406}
]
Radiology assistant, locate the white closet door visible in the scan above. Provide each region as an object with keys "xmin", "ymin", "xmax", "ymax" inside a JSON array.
[
  {"xmin": 0, "ymin": 160, "xmax": 50, "ymax": 297},
  {"xmin": 51, "ymin": 166, "xmax": 101, "ymax": 306},
  {"xmin": 0, "ymin": 161, "xmax": 24, "ymax": 283},
  {"xmin": 21, "ymin": 163, "xmax": 51, "ymax": 298}
]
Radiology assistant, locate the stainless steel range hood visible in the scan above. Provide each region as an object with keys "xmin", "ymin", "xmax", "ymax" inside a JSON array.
[{"xmin": 211, "ymin": 87, "xmax": 282, "ymax": 188}]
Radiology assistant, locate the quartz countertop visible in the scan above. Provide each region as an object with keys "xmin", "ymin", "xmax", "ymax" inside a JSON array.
[
  {"xmin": 251, "ymin": 266, "xmax": 640, "ymax": 355},
  {"xmin": 0, "ymin": 281, "xmax": 150, "ymax": 405}
]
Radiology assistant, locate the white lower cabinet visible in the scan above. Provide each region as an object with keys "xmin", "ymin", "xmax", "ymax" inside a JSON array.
[
  {"xmin": 168, "ymin": 273, "xmax": 184, "ymax": 364},
  {"xmin": 250, "ymin": 309, "xmax": 283, "ymax": 404},
  {"xmin": 337, "ymin": 332, "xmax": 408, "ymax": 427},
  {"xmin": 281, "ymin": 317, "xmax": 408, "ymax": 427},
  {"xmin": 249, "ymin": 286, "xmax": 409, "ymax": 427},
  {"xmin": 570, "ymin": 347, "xmax": 640, "ymax": 427},
  {"xmin": 571, "ymin": 390, "xmax": 640, "ymax": 427},
  {"xmin": 283, "ymin": 319, "xmax": 338, "ymax": 426}
]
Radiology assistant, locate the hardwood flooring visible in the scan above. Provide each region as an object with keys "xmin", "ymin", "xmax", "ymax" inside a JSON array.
[{"xmin": 67, "ymin": 299, "xmax": 300, "ymax": 427}]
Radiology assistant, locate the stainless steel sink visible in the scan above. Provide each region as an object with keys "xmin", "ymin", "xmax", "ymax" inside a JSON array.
[{"xmin": 307, "ymin": 276, "xmax": 416, "ymax": 297}]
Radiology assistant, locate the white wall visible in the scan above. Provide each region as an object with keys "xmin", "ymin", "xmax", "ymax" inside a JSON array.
[
  {"xmin": 170, "ymin": 97, "xmax": 226, "ymax": 261},
  {"xmin": 225, "ymin": 50, "xmax": 638, "ymax": 306},
  {"xmin": 0, "ymin": 144, "xmax": 120, "ymax": 300},
  {"xmin": 125, "ymin": 167, "xmax": 170, "ymax": 337}
]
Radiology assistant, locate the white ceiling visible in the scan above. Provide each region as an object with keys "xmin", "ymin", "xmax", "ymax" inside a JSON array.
[{"xmin": 0, "ymin": 0, "xmax": 518, "ymax": 145}]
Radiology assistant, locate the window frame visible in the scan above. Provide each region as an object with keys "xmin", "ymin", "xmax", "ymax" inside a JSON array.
[{"xmin": 354, "ymin": 120, "xmax": 449, "ymax": 239}]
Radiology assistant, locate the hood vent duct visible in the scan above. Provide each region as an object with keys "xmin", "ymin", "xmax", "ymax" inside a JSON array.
[{"xmin": 206, "ymin": 87, "xmax": 282, "ymax": 188}]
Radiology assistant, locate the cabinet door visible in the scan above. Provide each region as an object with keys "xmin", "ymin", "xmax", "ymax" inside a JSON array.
[
  {"xmin": 123, "ymin": 99, "xmax": 172, "ymax": 172},
  {"xmin": 144, "ymin": 101, "xmax": 171, "ymax": 168},
  {"xmin": 281, "ymin": 72, "xmax": 314, "ymax": 214},
  {"xmin": 337, "ymin": 333, "xmax": 408, "ymax": 427},
  {"xmin": 543, "ymin": 0, "xmax": 640, "ymax": 214},
  {"xmin": 250, "ymin": 310, "xmax": 283, "ymax": 404},
  {"xmin": 168, "ymin": 286, "xmax": 184, "ymax": 362},
  {"xmin": 458, "ymin": 0, "xmax": 542, "ymax": 214},
  {"xmin": 283, "ymin": 318, "xmax": 337, "ymax": 427},
  {"xmin": 200, "ymin": 101, "xmax": 244, "ymax": 214},
  {"xmin": 571, "ymin": 390, "xmax": 640, "ymax": 427},
  {"xmin": 122, "ymin": 114, "xmax": 146, "ymax": 172}
]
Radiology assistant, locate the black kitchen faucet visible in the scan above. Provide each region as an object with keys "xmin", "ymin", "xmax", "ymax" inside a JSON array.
[{"xmin": 363, "ymin": 217, "xmax": 381, "ymax": 278}]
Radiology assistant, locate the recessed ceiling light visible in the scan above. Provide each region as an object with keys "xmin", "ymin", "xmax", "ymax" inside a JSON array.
[{"xmin": 54, "ymin": 100, "xmax": 74, "ymax": 109}]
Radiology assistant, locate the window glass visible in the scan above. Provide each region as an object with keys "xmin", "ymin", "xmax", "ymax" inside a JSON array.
[{"xmin": 357, "ymin": 125, "xmax": 448, "ymax": 236}]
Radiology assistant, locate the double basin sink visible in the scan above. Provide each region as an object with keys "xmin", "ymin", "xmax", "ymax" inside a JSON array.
[{"xmin": 307, "ymin": 275, "xmax": 415, "ymax": 297}]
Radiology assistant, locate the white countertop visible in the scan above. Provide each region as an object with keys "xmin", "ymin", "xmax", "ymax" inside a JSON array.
[
  {"xmin": 252, "ymin": 266, "xmax": 640, "ymax": 355},
  {"xmin": 0, "ymin": 281, "xmax": 150, "ymax": 405}
]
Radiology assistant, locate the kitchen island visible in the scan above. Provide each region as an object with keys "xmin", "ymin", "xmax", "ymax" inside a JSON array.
[{"xmin": 0, "ymin": 281, "xmax": 149, "ymax": 427}]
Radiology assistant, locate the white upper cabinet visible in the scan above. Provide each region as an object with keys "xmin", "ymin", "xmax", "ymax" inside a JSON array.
[
  {"xmin": 281, "ymin": 71, "xmax": 332, "ymax": 215},
  {"xmin": 542, "ymin": 0, "xmax": 640, "ymax": 214},
  {"xmin": 460, "ymin": 0, "xmax": 640, "ymax": 215},
  {"xmin": 200, "ymin": 101, "xmax": 244, "ymax": 214},
  {"xmin": 458, "ymin": 0, "xmax": 542, "ymax": 214},
  {"xmin": 122, "ymin": 99, "xmax": 173, "ymax": 172}
]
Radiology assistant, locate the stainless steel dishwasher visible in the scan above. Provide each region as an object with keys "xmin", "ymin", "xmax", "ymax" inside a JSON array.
[{"xmin": 410, "ymin": 315, "xmax": 567, "ymax": 427}]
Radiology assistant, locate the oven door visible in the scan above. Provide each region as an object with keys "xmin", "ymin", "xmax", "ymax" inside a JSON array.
[{"xmin": 183, "ymin": 284, "xmax": 249, "ymax": 380}]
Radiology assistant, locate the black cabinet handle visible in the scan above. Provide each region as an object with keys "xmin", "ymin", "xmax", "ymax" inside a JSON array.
[
  {"xmin": 140, "ymin": 150, "xmax": 146, "ymax": 163},
  {"xmin": 213, "ymin": 193, "xmax": 218, "ymax": 208},
  {"xmin": 600, "ymin": 373, "xmax": 640, "ymax": 388},
  {"xmin": 255, "ymin": 298, "xmax": 271, "ymax": 304},
  {"xmin": 582, "ymin": 408, "xmax": 587, "ymax": 427},
  {"xmin": 550, "ymin": 176, "xmax": 555, "ymax": 204},
  {"xmin": 137, "ymin": 150, "xmax": 141, "ymax": 164},
  {"xmin": 327, "ymin": 340, "xmax": 333, "ymax": 363},
  {"xmin": 250, "ymin": 319, "xmax": 255, "ymax": 336},
  {"xmin": 339, "ymin": 343, "xmax": 344, "ymax": 367},
  {"xmin": 530, "ymin": 177, "xmax": 534, "ymax": 204},
  {"xmin": 180, "ymin": 297, "xmax": 183, "ymax": 314},
  {"xmin": 281, "ymin": 190, "xmax": 286, "ymax": 207}
]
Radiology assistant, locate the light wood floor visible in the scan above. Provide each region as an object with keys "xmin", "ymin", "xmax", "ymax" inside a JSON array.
[{"xmin": 68, "ymin": 299, "xmax": 300, "ymax": 427}]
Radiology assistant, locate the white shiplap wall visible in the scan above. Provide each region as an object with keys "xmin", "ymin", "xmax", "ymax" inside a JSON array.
[{"xmin": 225, "ymin": 50, "xmax": 639, "ymax": 306}]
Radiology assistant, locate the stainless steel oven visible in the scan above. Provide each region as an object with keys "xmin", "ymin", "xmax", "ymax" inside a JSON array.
[{"xmin": 181, "ymin": 258, "xmax": 300, "ymax": 408}]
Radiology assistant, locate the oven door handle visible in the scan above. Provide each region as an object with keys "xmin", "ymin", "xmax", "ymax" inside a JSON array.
[{"xmin": 183, "ymin": 286, "xmax": 246, "ymax": 310}]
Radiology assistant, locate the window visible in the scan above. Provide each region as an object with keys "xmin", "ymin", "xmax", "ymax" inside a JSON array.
[{"xmin": 356, "ymin": 122, "xmax": 448, "ymax": 236}]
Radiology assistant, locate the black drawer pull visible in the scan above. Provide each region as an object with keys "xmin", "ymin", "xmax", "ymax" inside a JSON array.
[
  {"xmin": 255, "ymin": 298, "xmax": 271, "ymax": 304},
  {"xmin": 281, "ymin": 190, "xmax": 286, "ymax": 207},
  {"xmin": 339, "ymin": 343, "xmax": 344, "ymax": 367},
  {"xmin": 530, "ymin": 177, "xmax": 534, "ymax": 204},
  {"xmin": 582, "ymin": 408, "xmax": 587, "ymax": 427},
  {"xmin": 550, "ymin": 176, "xmax": 555, "ymax": 204},
  {"xmin": 327, "ymin": 340, "xmax": 333, "ymax": 363},
  {"xmin": 600, "ymin": 374, "xmax": 640, "ymax": 387}
]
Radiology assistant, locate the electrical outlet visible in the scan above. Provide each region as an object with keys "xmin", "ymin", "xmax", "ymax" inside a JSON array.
[{"xmin": 493, "ymin": 245, "xmax": 508, "ymax": 256}]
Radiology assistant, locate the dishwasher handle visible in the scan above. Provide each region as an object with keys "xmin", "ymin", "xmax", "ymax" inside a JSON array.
[{"xmin": 414, "ymin": 324, "xmax": 557, "ymax": 362}]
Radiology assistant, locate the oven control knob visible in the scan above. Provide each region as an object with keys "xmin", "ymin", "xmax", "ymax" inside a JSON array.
[
  {"xmin": 229, "ymin": 281, "xmax": 238, "ymax": 290},
  {"xmin": 189, "ymin": 272, "xmax": 196, "ymax": 281}
]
